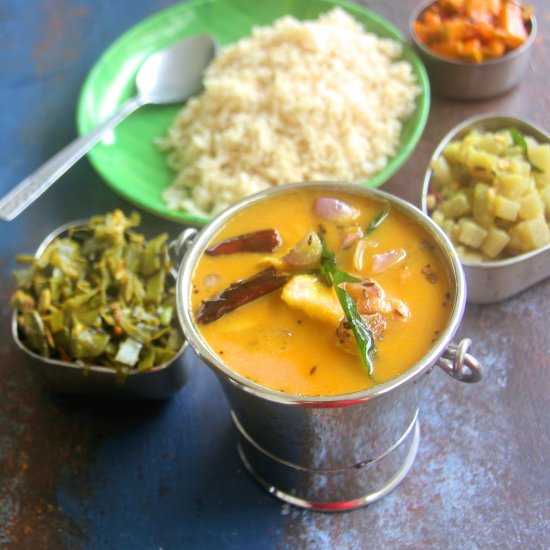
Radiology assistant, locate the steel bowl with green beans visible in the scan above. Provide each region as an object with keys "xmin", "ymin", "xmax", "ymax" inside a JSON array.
[{"xmin": 11, "ymin": 209, "xmax": 190, "ymax": 398}]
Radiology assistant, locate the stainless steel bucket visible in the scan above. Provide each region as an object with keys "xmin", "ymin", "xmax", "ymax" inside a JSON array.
[{"xmin": 174, "ymin": 182, "xmax": 482, "ymax": 511}]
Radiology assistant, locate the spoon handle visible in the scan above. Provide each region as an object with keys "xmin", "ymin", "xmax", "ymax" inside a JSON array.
[{"xmin": 0, "ymin": 95, "xmax": 144, "ymax": 221}]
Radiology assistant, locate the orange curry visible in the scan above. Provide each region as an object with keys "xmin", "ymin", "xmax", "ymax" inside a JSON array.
[
  {"xmin": 414, "ymin": 0, "xmax": 531, "ymax": 63},
  {"xmin": 191, "ymin": 189, "xmax": 453, "ymax": 396}
]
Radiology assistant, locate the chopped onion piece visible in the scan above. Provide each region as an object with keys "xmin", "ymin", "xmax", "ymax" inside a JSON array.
[
  {"xmin": 352, "ymin": 239, "xmax": 378, "ymax": 272},
  {"xmin": 372, "ymin": 249, "xmax": 406, "ymax": 274},
  {"xmin": 284, "ymin": 232, "xmax": 322, "ymax": 267},
  {"xmin": 341, "ymin": 226, "xmax": 364, "ymax": 250},
  {"xmin": 314, "ymin": 197, "xmax": 360, "ymax": 223}
]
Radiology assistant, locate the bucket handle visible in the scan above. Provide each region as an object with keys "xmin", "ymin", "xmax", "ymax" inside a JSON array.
[
  {"xmin": 169, "ymin": 227, "xmax": 199, "ymax": 274},
  {"xmin": 437, "ymin": 338, "xmax": 482, "ymax": 383}
]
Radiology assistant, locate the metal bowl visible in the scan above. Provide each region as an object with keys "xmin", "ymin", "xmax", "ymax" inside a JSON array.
[
  {"xmin": 173, "ymin": 181, "xmax": 482, "ymax": 510},
  {"xmin": 421, "ymin": 114, "xmax": 550, "ymax": 304},
  {"xmin": 409, "ymin": 0, "xmax": 537, "ymax": 100},
  {"xmin": 12, "ymin": 219, "xmax": 192, "ymax": 399}
]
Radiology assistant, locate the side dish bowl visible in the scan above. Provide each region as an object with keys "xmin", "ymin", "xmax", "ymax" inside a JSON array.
[
  {"xmin": 421, "ymin": 114, "xmax": 550, "ymax": 304},
  {"xmin": 409, "ymin": 0, "xmax": 537, "ymax": 100},
  {"xmin": 12, "ymin": 219, "xmax": 191, "ymax": 399}
]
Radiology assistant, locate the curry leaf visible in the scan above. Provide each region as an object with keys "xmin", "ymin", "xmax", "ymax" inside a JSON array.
[
  {"xmin": 318, "ymin": 235, "xmax": 376, "ymax": 376},
  {"xmin": 365, "ymin": 204, "xmax": 390, "ymax": 236},
  {"xmin": 334, "ymin": 286, "xmax": 376, "ymax": 376}
]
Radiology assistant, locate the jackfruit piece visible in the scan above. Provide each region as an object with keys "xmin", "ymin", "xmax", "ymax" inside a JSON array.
[{"xmin": 281, "ymin": 274, "xmax": 342, "ymax": 327}]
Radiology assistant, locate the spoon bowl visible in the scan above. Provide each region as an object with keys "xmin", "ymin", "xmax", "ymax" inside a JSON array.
[
  {"xmin": 136, "ymin": 35, "xmax": 217, "ymax": 104},
  {"xmin": 0, "ymin": 34, "xmax": 218, "ymax": 221}
]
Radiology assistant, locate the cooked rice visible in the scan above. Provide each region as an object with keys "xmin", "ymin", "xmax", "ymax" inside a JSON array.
[{"xmin": 159, "ymin": 8, "xmax": 421, "ymax": 216}]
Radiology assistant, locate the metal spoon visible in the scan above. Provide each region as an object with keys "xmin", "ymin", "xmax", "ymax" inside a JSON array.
[{"xmin": 0, "ymin": 34, "xmax": 217, "ymax": 221}]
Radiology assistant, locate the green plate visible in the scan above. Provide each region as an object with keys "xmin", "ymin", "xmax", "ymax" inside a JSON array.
[{"xmin": 77, "ymin": 0, "xmax": 430, "ymax": 225}]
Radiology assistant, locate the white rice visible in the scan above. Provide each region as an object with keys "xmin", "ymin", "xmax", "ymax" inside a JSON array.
[{"xmin": 159, "ymin": 8, "xmax": 421, "ymax": 216}]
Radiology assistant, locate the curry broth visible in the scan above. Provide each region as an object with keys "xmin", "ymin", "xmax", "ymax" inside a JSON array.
[{"xmin": 191, "ymin": 189, "xmax": 453, "ymax": 396}]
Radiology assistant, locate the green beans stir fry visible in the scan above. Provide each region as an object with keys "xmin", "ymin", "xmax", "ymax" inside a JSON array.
[{"xmin": 12, "ymin": 210, "xmax": 184, "ymax": 375}]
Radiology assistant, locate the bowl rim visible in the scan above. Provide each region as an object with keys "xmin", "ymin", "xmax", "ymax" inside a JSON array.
[
  {"xmin": 176, "ymin": 180, "xmax": 467, "ymax": 405},
  {"xmin": 421, "ymin": 113, "xmax": 550, "ymax": 270},
  {"xmin": 409, "ymin": 0, "xmax": 538, "ymax": 67}
]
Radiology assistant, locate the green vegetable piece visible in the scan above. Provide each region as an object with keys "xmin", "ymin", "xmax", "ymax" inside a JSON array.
[
  {"xmin": 365, "ymin": 204, "xmax": 390, "ymax": 236},
  {"xmin": 141, "ymin": 233, "xmax": 169, "ymax": 276},
  {"xmin": 118, "ymin": 311, "xmax": 153, "ymax": 345},
  {"xmin": 45, "ymin": 239, "xmax": 87, "ymax": 279},
  {"xmin": 137, "ymin": 347, "xmax": 155, "ymax": 372},
  {"xmin": 69, "ymin": 326, "xmax": 110, "ymax": 359},
  {"xmin": 145, "ymin": 269, "xmax": 166, "ymax": 305},
  {"xmin": 12, "ymin": 268, "xmax": 33, "ymax": 290},
  {"xmin": 159, "ymin": 306, "xmax": 173, "ymax": 326},
  {"xmin": 22, "ymin": 310, "xmax": 50, "ymax": 357},
  {"xmin": 11, "ymin": 289, "xmax": 35, "ymax": 311},
  {"xmin": 46, "ymin": 308, "xmax": 65, "ymax": 334},
  {"xmin": 14, "ymin": 255, "xmax": 36, "ymax": 265}
]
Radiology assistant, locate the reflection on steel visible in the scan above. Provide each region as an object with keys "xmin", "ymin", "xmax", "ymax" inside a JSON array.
[{"xmin": 169, "ymin": 227, "xmax": 199, "ymax": 276}]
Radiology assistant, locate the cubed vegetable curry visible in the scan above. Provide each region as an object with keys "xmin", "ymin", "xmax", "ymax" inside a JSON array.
[{"xmin": 427, "ymin": 127, "xmax": 550, "ymax": 261}]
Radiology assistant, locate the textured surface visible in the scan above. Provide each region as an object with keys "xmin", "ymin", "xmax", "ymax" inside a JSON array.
[{"xmin": 1, "ymin": 0, "xmax": 549, "ymax": 548}]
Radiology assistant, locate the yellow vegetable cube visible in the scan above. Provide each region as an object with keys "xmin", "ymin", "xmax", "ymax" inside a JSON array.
[
  {"xmin": 457, "ymin": 219, "xmax": 488, "ymax": 249},
  {"xmin": 519, "ymin": 194, "xmax": 544, "ymax": 220},
  {"xmin": 440, "ymin": 192, "xmax": 471, "ymax": 218},
  {"xmin": 431, "ymin": 209, "xmax": 446, "ymax": 227},
  {"xmin": 480, "ymin": 227, "xmax": 511, "ymax": 259},
  {"xmin": 527, "ymin": 143, "xmax": 550, "ymax": 174},
  {"xmin": 458, "ymin": 247, "xmax": 484, "ymax": 263},
  {"xmin": 508, "ymin": 216, "xmax": 550, "ymax": 253},
  {"xmin": 472, "ymin": 183, "xmax": 495, "ymax": 228},
  {"xmin": 494, "ymin": 195, "xmax": 520, "ymax": 221},
  {"xmin": 508, "ymin": 158, "xmax": 531, "ymax": 176},
  {"xmin": 535, "ymin": 171, "xmax": 550, "ymax": 188},
  {"xmin": 430, "ymin": 156, "xmax": 451, "ymax": 185},
  {"xmin": 461, "ymin": 130, "xmax": 482, "ymax": 152},
  {"xmin": 466, "ymin": 150, "xmax": 497, "ymax": 182},
  {"xmin": 442, "ymin": 141, "xmax": 462, "ymax": 165},
  {"xmin": 539, "ymin": 185, "xmax": 550, "ymax": 213},
  {"xmin": 494, "ymin": 173, "xmax": 528, "ymax": 200},
  {"xmin": 478, "ymin": 132, "xmax": 510, "ymax": 155},
  {"xmin": 441, "ymin": 219, "xmax": 457, "ymax": 241}
]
